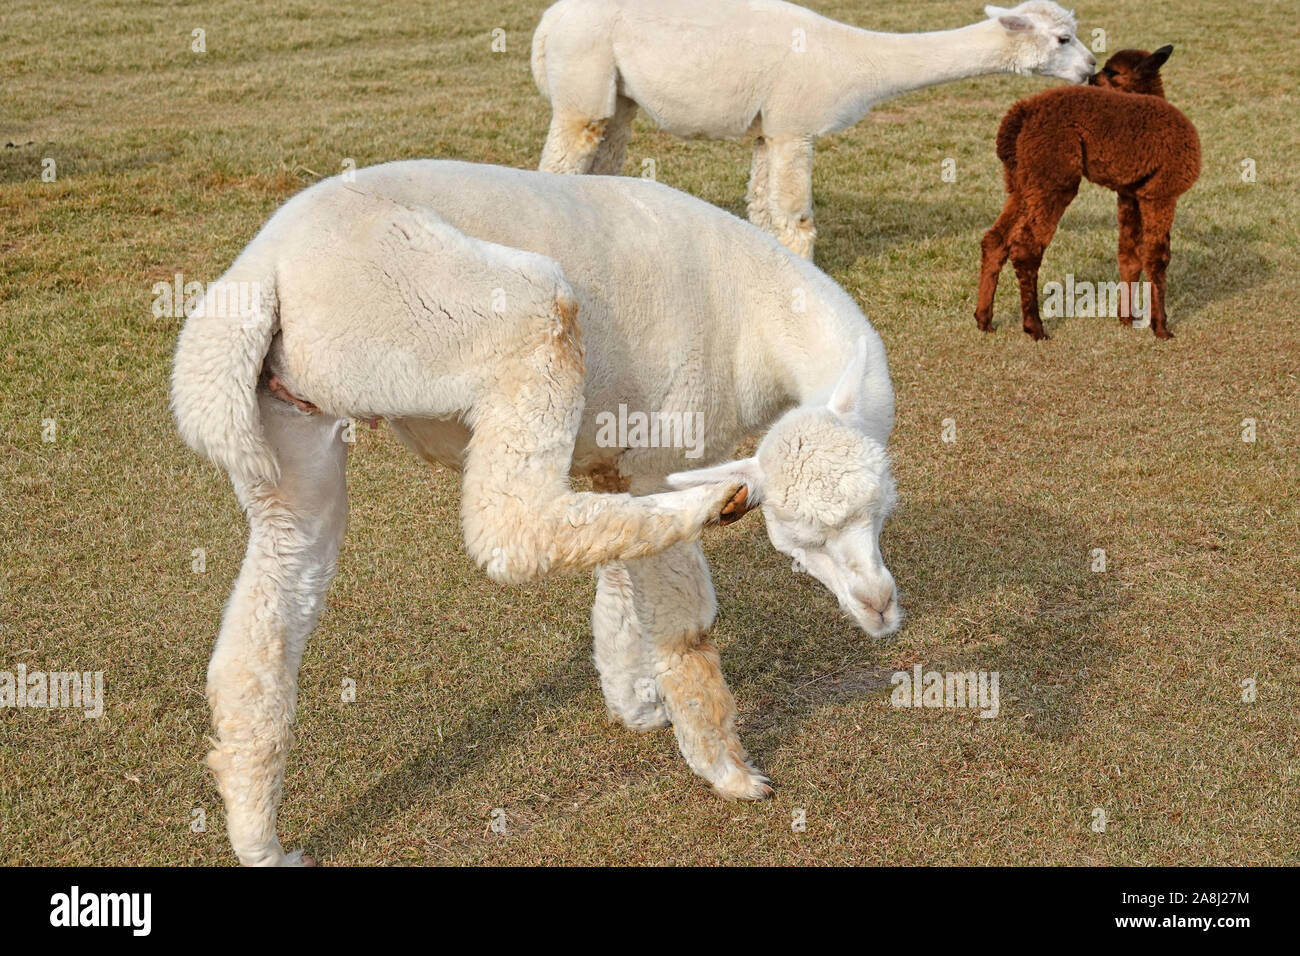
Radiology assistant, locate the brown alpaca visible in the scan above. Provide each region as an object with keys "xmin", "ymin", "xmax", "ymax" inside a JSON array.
[{"xmin": 975, "ymin": 46, "xmax": 1201, "ymax": 339}]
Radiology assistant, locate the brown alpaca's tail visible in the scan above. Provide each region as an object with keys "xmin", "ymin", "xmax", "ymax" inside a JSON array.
[{"xmin": 995, "ymin": 101, "xmax": 1031, "ymax": 191}]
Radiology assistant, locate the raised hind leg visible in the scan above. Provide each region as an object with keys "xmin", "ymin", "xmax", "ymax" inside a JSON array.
[
  {"xmin": 274, "ymin": 195, "xmax": 746, "ymax": 584},
  {"xmin": 207, "ymin": 393, "xmax": 348, "ymax": 866},
  {"xmin": 1116, "ymin": 192, "xmax": 1144, "ymax": 326},
  {"xmin": 589, "ymin": 96, "xmax": 637, "ymax": 175},
  {"xmin": 1137, "ymin": 197, "xmax": 1177, "ymax": 339},
  {"xmin": 975, "ymin": 192, "xmax": 1022, "ymax": 331}
]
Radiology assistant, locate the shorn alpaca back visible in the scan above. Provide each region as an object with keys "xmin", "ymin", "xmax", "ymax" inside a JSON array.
[{"xmin": 535, "ymin": 0, "xmax": 874, "ymax": 139}]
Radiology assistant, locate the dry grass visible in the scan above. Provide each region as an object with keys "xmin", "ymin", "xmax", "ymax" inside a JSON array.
[{"xmin": 1, "ymin": 0, "xmax": 1297, "ymax": 865}]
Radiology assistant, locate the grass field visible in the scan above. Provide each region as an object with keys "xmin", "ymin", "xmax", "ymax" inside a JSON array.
[{"xmin": 1, "ymin": 0, "xmax": 1298, "ymax": 865}]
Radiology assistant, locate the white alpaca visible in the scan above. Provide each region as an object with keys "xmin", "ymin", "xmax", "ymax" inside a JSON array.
[
  {"xmin": 533, "ymin": 0, "xmax": 1097, "ymax": 257},
  {"xmin": 172, "ymin": 160, "xmax": 900, "ymax": 865}
]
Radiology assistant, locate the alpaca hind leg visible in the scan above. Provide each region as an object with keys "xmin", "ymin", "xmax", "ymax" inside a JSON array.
[
  {"xmin": 746, "ymin": 137, "xmax": 772, "ymax": 231},
  {"xmin": 1137, "ymin": 198, "xmax": 1177, "ymax": 339},
  {"xmin": 1008, "ymin": 222, "xmax": 1049, "ymax": 340},
  {"xmin": 624, "ymin": 541, "xmax": 770, "ymax": 800},
  {"xmin": 1116, "ymin": 193, "xmax": 1144, "ymax": 325},
  {"xmin": 206, "ymin": 393, "xmax": 349, "ymax": 866},
  {"xmin": 1009, "ymin": 185, "xmax": 1077, "ymax": 339},
  {"xmin": 589, "ymin": 96, "xmax": 637, "ymax": 175},
  {"xmin": 766, "ymin": 136, "xmax": 817, "ymax": 258},
  {"xmin": 540, "ymin": 111, "xmax": 610, "ymax": 174},
  {"xmin": 975, "ymin": 193, "xmax": 1021, "ymax": 331}
]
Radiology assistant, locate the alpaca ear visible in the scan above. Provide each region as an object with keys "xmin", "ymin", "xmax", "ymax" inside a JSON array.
[
  {"xmin": 827, "ymin": 336, "xmax": 870, "ymax": 424},
  {"xmin": 666, "ymin": 457, "xmax": 764, "ymax": 499},
  {"xmin": 1144, "ymin": 45, "xmax": 1173, "ymax": 70},
  {"xmin": 996, "ymin": 14, "xmax": 1036, "ymax": 32},
  {"xmin": 984, "ymin": 5, "xmax": 1010, "ymax": 18}
]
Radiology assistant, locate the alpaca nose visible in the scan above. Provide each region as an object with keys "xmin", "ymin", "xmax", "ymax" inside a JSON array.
[{"xmin": 854, "ymin": 585, "xmax": 895, "ymax": 616}]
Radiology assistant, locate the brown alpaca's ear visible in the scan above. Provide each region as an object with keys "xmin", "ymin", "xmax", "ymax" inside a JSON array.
[{"xmin": 1144, "ymin": 45, "xmax": 1174, "ymax": 71}]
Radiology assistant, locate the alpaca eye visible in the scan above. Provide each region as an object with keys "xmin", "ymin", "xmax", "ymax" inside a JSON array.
[{"xmin": 1057, "ymin": 36, "xmax": 1069, "ymax": 44}]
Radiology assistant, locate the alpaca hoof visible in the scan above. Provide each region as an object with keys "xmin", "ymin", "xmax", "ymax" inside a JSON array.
[
  {"xmin": 974, "ymin": 313, "xmax": 994, "ymax": 332},
  {"xmin": 606, "ymin": 703, "xmax": 670, "ymax": 731},
  {"xmin": 279, "ymin": 849, "xmax": 314, "ymax": 867},
  {"xmin": 1153, "ymin": 326, "xmax": 1174, "ymax": 339},
  {"xmin": 718, "ymin": 485, "xmax": 752, "ymax": 525},
  {"xmin": 712, "ymin": 765, "xmax": 773, "ymax": 801},
  {"xmin": 1026, "ymin": 328, "xmax": 1049, "ymax": 341}
]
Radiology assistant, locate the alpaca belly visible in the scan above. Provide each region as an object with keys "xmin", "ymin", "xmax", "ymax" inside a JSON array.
[
  {"xmin": 388, "ymin": 416, "xmax": 471, "ymax": 471},
  {"xmin": 633, "ymin": 93, "xmax": 759, "ymax": 140}
]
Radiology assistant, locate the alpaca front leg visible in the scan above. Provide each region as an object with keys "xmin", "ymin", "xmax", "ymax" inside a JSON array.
[
  {"xmin": 1138, "ymin": 198, "xmax": 1176, "ymax": 339},
  {"xmin": 766, "ymin": 136, "xmax": 817, "ymax": 259},
  {"xmin": 207, "ymin": 398, "xmax": 348, "ymax": 866},
  {"xmin": 626, "ymin": 543, "xmax": 771, "ymax": 801},
  {"xmin": 592, "ymin": 562, "xmax": 668, "ymax": 730},
  {"xmin": 746, "ymin": 137, "xmax": 772, "ymax": 231},
  {"xmin": 540, "ymin": 111, "xmax": 608, "ymax": 174}
]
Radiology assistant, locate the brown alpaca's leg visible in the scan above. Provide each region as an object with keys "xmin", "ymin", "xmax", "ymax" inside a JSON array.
[
  {"xmin": 975, "ymin": 194, "xmax": 1021, "ymax": 331},
  {"xmin": 1009, "ymin": 187, "xmax": 1076, "ymax": 340},
  {"xmin": 1138, "ymin": 198, "xmax": 1177, "ymax": 339},
  {"xmin": 1116, "ymin": 192, "xmax": 1144, "ymax": 326}
]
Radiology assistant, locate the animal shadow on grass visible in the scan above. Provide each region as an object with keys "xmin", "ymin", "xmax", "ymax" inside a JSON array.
[
  {"xmin": 813, "ymin": 190, "xmax": 989, "ymax": 273},
  {"xmin": 813, "ymin": 192, "xmax": 1271, "ymax": 336},
  {"xmin": 0, "ymin": 143, "xmax": 176, "ymax": 185},
  {"xmin": 299, "ymin": 629, "xmax": 596, "ymax": 863},
  {"xmin": 301, "ymin": 496, "xmax": 1125, "ymax": 860},
  {"xmin": 716, "ymin": 495, "xmax": 1130, "ymax": 759},
  {"xmin": 1023, "ymin": 216, "xmax": 1273, "ymax": 327}
]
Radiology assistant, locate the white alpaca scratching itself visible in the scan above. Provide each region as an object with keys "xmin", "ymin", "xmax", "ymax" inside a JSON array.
[
  {"xmin": 532, "ymin": 0, "xmax": 1097, "ymax": 257},
  {"xmin": 173, "ymin": 185, "xmax": 745, "ymax": 867},
  {"xmin": 174, "ymin": 160, "xmax": 902, "ymax": 862}
]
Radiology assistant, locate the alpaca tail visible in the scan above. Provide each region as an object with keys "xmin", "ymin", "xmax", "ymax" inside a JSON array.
[
  {"xmin": 170, "ymin": 264, "xmax": 281, "ymax": 488},
  {"xmin": 530, "ymin": 2, "xmax": 562, "ymax": 100},
  {"xmin": 995, "ymin": 101, "xmax": 1030, "ymax": 189}
]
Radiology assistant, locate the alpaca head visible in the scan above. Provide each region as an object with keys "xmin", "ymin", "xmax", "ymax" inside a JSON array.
[
  {"xmin": 667, "ymin": 339, "xmax": 901, "ymax": 638},
  {"xmin": 1088, "ymin": 45, "xmax": 1172, "ymax": 97},
  {"xmin": 984, "ymin": 2, "xmax": 1096, "ymax": 83}
]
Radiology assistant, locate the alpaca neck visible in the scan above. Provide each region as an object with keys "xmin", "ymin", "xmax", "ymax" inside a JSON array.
[
  {"xmin": 737, "ymin": 268, "xmax": 893, "ymax": 441},
  {"xmin": 837, "ymin": 19, "xmax": 1018, "ymax": 108}
]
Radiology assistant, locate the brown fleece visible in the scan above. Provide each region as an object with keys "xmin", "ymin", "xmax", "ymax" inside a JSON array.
[{"xmin": 974, "ymin": 46, "xmax": 1200, "ymax": 340}]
